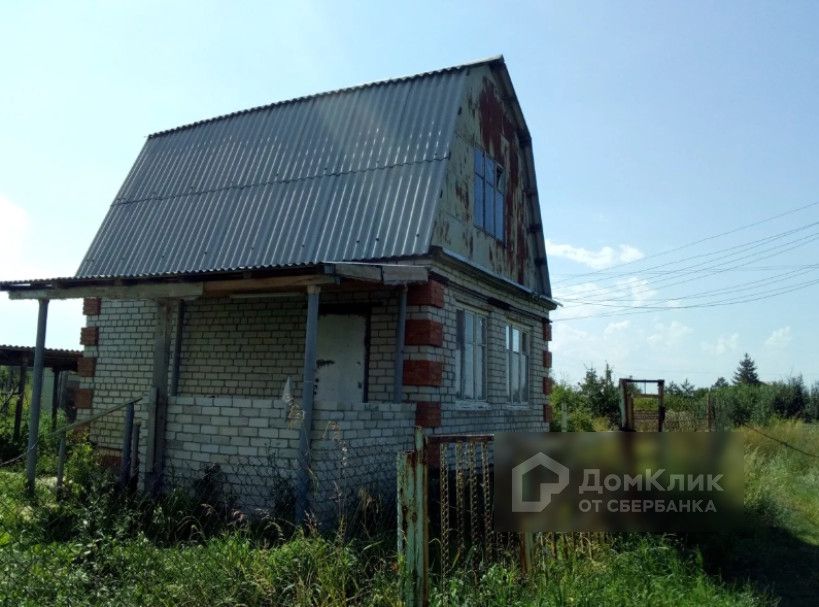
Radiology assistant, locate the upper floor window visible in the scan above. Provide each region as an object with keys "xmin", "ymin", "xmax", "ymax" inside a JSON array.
[
  {"xmin": 474, "ymin": 148, "xmax": 505, "ymax": 242},
  {"xmin": 506, "ymin": 325, "xmax": 529, "ymax": 404},
  {"xmin": 455, "ymin": 308, "xmax": 487, "ymax": 400}
]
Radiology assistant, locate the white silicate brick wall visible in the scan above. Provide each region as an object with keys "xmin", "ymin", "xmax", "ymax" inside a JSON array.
[{"xmin": 79, "ymin": 262, "xmax": 550, "ymax": 515}]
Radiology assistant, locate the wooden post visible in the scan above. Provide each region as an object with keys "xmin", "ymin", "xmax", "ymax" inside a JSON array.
[
  {"xmin": 397, "ymin": 428, "xmax": 429, "ymax": 607},
  {"xmin": 706, "ymin": 390, "xmax": 715, "ymax": 432},
  {"xmin": 295, "ymin": 286, "xmax": 320, "ymax": 524},
  {"xmin": 520, "ymin": 532, "xmax": 536, "ymax": 575},
  {"xmin": 657, "ymin": 380, "xmax": 666, "ymax": 432},
  {"xmin": 393, "ymin": 286, "xmax": 407, "ymax": 403},
  {"xmin": 145, "ymin": 300, "xmax": 172, "ymax": 495},
  {"xmin": 26, "ymin": 298, "xmax": 49, "ymax": 494}
]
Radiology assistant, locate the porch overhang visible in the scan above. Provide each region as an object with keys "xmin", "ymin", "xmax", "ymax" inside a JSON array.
[{"xmin": 0, "ymin": 262, "xmax": 429, "ymax": 301}]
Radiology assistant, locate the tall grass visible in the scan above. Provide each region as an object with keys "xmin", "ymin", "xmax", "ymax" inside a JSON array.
[{"xmin": 1, "ymin": 420, "xmax": 817, "ymax": 606}]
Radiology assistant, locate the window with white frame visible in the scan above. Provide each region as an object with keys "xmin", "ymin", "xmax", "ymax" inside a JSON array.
[
  {"xmin": 506, "ymin": 325, "xmax": 529, "ymax": 403},
  {"xmin": 473, "ymin": 147, "xmax": 505, "ymax": 241},
  {"xmin": 455, "ymin": 309, "xmax": 487, "ymax": 400}
]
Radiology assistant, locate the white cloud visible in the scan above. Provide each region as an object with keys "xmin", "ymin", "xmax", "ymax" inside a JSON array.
[
  {"xmin": 765, "ymin": 326, "xmax": 792, "ymax": 349},
  {"xmin": 546, "ymin": 239, "xmax": 644, "ymax": 270},
  {"xmin": 701, "ymin": 333, "xmax": 740, "ymax": 355},
  {"xmin": 647, "ymin": 320, "xmax": 692, "ymax": 348},
  {"xmin": 604, "ymin": 320, "xmax": 630, "ymax": 336}
]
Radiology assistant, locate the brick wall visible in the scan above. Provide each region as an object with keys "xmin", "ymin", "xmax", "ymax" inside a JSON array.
[{"xmin": 80, "ymin": 261, "xmax": 551, "ymax": 515}]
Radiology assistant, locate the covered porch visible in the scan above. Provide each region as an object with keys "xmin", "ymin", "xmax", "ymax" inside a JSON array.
[{"xmin": 0, "ymin": 262, "xmax": 428, "ymax": 521}]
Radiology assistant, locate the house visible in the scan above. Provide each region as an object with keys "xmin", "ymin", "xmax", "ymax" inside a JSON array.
[{"xmin": 0, "ymin": 56, "xmax": 557, "ymax": 520}]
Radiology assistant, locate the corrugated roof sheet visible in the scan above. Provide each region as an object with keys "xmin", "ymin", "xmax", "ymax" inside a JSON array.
[{"xmin": 76, "ymin": 59, "xmax": 497, "ymax": 278}]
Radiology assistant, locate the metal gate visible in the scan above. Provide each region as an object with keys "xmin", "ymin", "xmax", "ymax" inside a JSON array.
[{"xmin": 397, "ymin": 430, "xmax": 535, "ymax": 607}]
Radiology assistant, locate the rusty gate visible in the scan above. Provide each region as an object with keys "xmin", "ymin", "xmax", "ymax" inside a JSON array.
[{"xmin": 397, "ymin": 430, "xmax": 536, "ymax": 607}]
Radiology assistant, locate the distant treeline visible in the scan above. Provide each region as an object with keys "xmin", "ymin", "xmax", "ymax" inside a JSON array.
[{"xmin": 552, "ymin": 354, "xmax": 819, "ymax": 431}]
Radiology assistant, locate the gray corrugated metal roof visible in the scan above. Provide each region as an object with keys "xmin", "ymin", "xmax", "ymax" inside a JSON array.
[{"xmin": 77, "ymin": 58, "xmax": 500, "ymax": 279}]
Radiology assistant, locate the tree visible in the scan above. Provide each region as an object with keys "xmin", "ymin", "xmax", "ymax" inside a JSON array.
[
  {"xmin": 679, "ymin": 379, "xmax": 696, "ymax": 398},
  {"xmin": 733, "ymin": 353, "xmax": 760, "ymax": 386},
  {"xmin": 579, "ymin": 364, "xmax": 620, "ymax": 424},
  {"xmin": 712, "ymin": 377, "xmax": 729, "ymax": 389}
]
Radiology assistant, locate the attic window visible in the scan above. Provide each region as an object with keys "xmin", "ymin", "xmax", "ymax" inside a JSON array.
[{"xmin": 473, "ymin": 148, "xmax": 505, "ymax": 242}]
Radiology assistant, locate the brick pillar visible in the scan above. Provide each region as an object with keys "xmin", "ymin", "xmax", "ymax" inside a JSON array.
[{"xmin": 404, "ymin": 279, "xmax": 446, "ymax": 428}]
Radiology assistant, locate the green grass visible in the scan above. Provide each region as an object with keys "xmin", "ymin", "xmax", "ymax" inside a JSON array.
[{"xmin": 0, "ymin": 421, "xmax": 817, "ymax": 606}]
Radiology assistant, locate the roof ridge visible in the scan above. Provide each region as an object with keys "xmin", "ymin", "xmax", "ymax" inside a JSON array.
[{"xmin": 148, "ymin": 55, "xmax": 504, "ymax": 139}]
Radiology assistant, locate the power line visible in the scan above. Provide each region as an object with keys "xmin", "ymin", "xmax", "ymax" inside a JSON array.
[
  {"xmin": 556, "ymin": 199, "xmax": 819, "ymax": 285},
  {"xmin": 553, "ymin": 275, "xmax": 819, "ymax": 321},
  {"xmin": 559, "ymin": 220, "xmax": 819, "ymax": 293}
]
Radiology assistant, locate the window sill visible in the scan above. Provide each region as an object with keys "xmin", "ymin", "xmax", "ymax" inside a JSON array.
[
  {"xmin": 503, "ymin": 403, "xmax": 531, "ymax": 412},
  {"xmin": 451, "ymin": 400, "xmax": 491, "ymax": 411}
]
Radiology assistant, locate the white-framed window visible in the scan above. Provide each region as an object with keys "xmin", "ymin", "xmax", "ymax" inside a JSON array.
[
  {"xmin": 474, "ymin": 147, "xmax": 505, "ymax": 241},
  {"xmin": 506, "ymin": 325, "xmax": 529, "ymax": 404},
  {"xmin": 455, "ymin": 309, "xmax": 487, "ymax": 400}
]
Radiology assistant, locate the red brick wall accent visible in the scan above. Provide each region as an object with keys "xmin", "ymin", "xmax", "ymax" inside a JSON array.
[
  {"xmin": 75, "ymin": 388, "xmax": 93, "ymax": 409},
  {"xmin": 407, "ymin": 281, "xmax": 444, "ymax": 308},
  {"xmin": 542, "ymin": 320, "xmax": 552, "ymax": 342},
  {"xmin": 542, "ymin": 404, "xmax": 553, "ymax": 423},
  {"xmin": 415, "ymin": 401, "xmax": 442, "ymax": 428},
  {"xmin": 403, "ymin": 360, "xmax": 443, "ymax": 387},
  {"xmin": 80, "ymin": 326, "xmax": 99, "ymax": 346},
  {"xmin": 543, "ymin": 376, "xmax": 554, "ymax": 396},
  {"xmin": 404, "ymin": 319, "xmax": 443, "ymax": 347},
  {"xmin": 83, "ymin": 297, "xmax": 101, "ymax": 316},
  {"xmin": 77, "ymin": 357, "xmax": 97, "ymax": 378},
  {"xmin": 543, "ymin": 350, "xmax": 552, "ymax": 369}
]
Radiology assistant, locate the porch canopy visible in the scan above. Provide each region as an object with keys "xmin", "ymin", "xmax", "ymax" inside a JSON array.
[
  {"xmin": 0, "ymin": 261, "xmax": 427, "ymax": 301},
  {"xmin": 0, "ymin": 262, "xmax": 425, "ymax": 516}
]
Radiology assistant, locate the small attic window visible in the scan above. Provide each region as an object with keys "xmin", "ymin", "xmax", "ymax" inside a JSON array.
[{"xmin": 473, "ymin": 147, "xmax": 505, "ymax": 242}]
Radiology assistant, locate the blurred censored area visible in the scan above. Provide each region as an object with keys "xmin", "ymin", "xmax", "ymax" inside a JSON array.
[{"xmin": 495, "ymin": 432, "xmax": 744, "ymax": 532}]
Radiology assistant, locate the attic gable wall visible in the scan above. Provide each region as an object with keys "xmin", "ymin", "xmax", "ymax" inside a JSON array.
[{"xmin": 431, "ymin": 65, "xmax": 545, "ymax": 293}]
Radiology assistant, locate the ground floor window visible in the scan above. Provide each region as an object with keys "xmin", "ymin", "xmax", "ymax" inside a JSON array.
[
  {"xmin": 506, "ymin": 325, "xmax": 529, "ymax": 403},
  {"xmin": 455, "ymin": 309, "xmax": 486, "ymax": 400}
]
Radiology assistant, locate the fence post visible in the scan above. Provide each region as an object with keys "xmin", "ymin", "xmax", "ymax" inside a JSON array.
[
  {"xmin": 520, "ymin": 532, "xmax": 536, "ymax": 575},
  {"xmin": 55, "ymin": 430, "xmax": 67, "ymax": 497},
  {"xmin": 706, "ymin": 392, "xmax": 715, "ymax": 432},
  {"xmin": 119, "ymin": 401, "xmax": 135, "ymax": 488},
  {"xmin": 131, "ymin": 421, "xmax": 141, "ymax": 483},
  {"xmin": 397, "ymin": 428, "xmax": 429, "ymax": 607}
]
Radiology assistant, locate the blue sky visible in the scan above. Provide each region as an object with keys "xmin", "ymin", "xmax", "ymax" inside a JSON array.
[{"xmin": 1, "ymin": 1, "xmax": 817, "ymax": 386}]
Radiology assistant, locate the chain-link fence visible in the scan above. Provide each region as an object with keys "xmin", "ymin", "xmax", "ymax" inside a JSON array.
[{"xmin": 0, "ymin": 393, "xmax": 411, "ymax": 606}]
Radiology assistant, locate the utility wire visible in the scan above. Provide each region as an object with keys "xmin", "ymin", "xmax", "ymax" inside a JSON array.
[{"xmin": 556, "ymin": 199, "xmax": 819, "ymax": 285}]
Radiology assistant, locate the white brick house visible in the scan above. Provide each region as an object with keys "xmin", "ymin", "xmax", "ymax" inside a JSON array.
[{"xmin": 1, "ymin": 57, "xmax": 556, "ymax": 520}]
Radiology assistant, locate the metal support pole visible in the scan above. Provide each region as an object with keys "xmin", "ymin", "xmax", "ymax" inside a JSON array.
[
  {"xmin": 393, "ymin": 285, "xmax": 407, "ymax": 403},
  {"xmin": 397, "ymin": 428, "xmax": 429, "ymax": 607},
  {"xmin": 170, "ymin": 300, "xmax": 185, "ymax": 396},
  {"xmin": 26, "ymin": 298, "xmax": 49, "ymax": 494},
  {"xmin": 145, "ymin": 300, "xmax": 172, "ymax": 495},
  {"xmin": 295, "ymin": 285, "xmax": 320, "ymax": 525},
  {"xmin": 119, "ymin": 401, "xmax": 135, "ymax": 488},
  {"xmin": 131, "ymin": 421, "xmax": 141, "ymax": 481}
]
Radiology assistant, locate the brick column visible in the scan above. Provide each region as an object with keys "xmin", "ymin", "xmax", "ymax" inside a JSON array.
[{"xmin": 403, "ymin": 280, "xmax": 446, "ymax": 428}]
